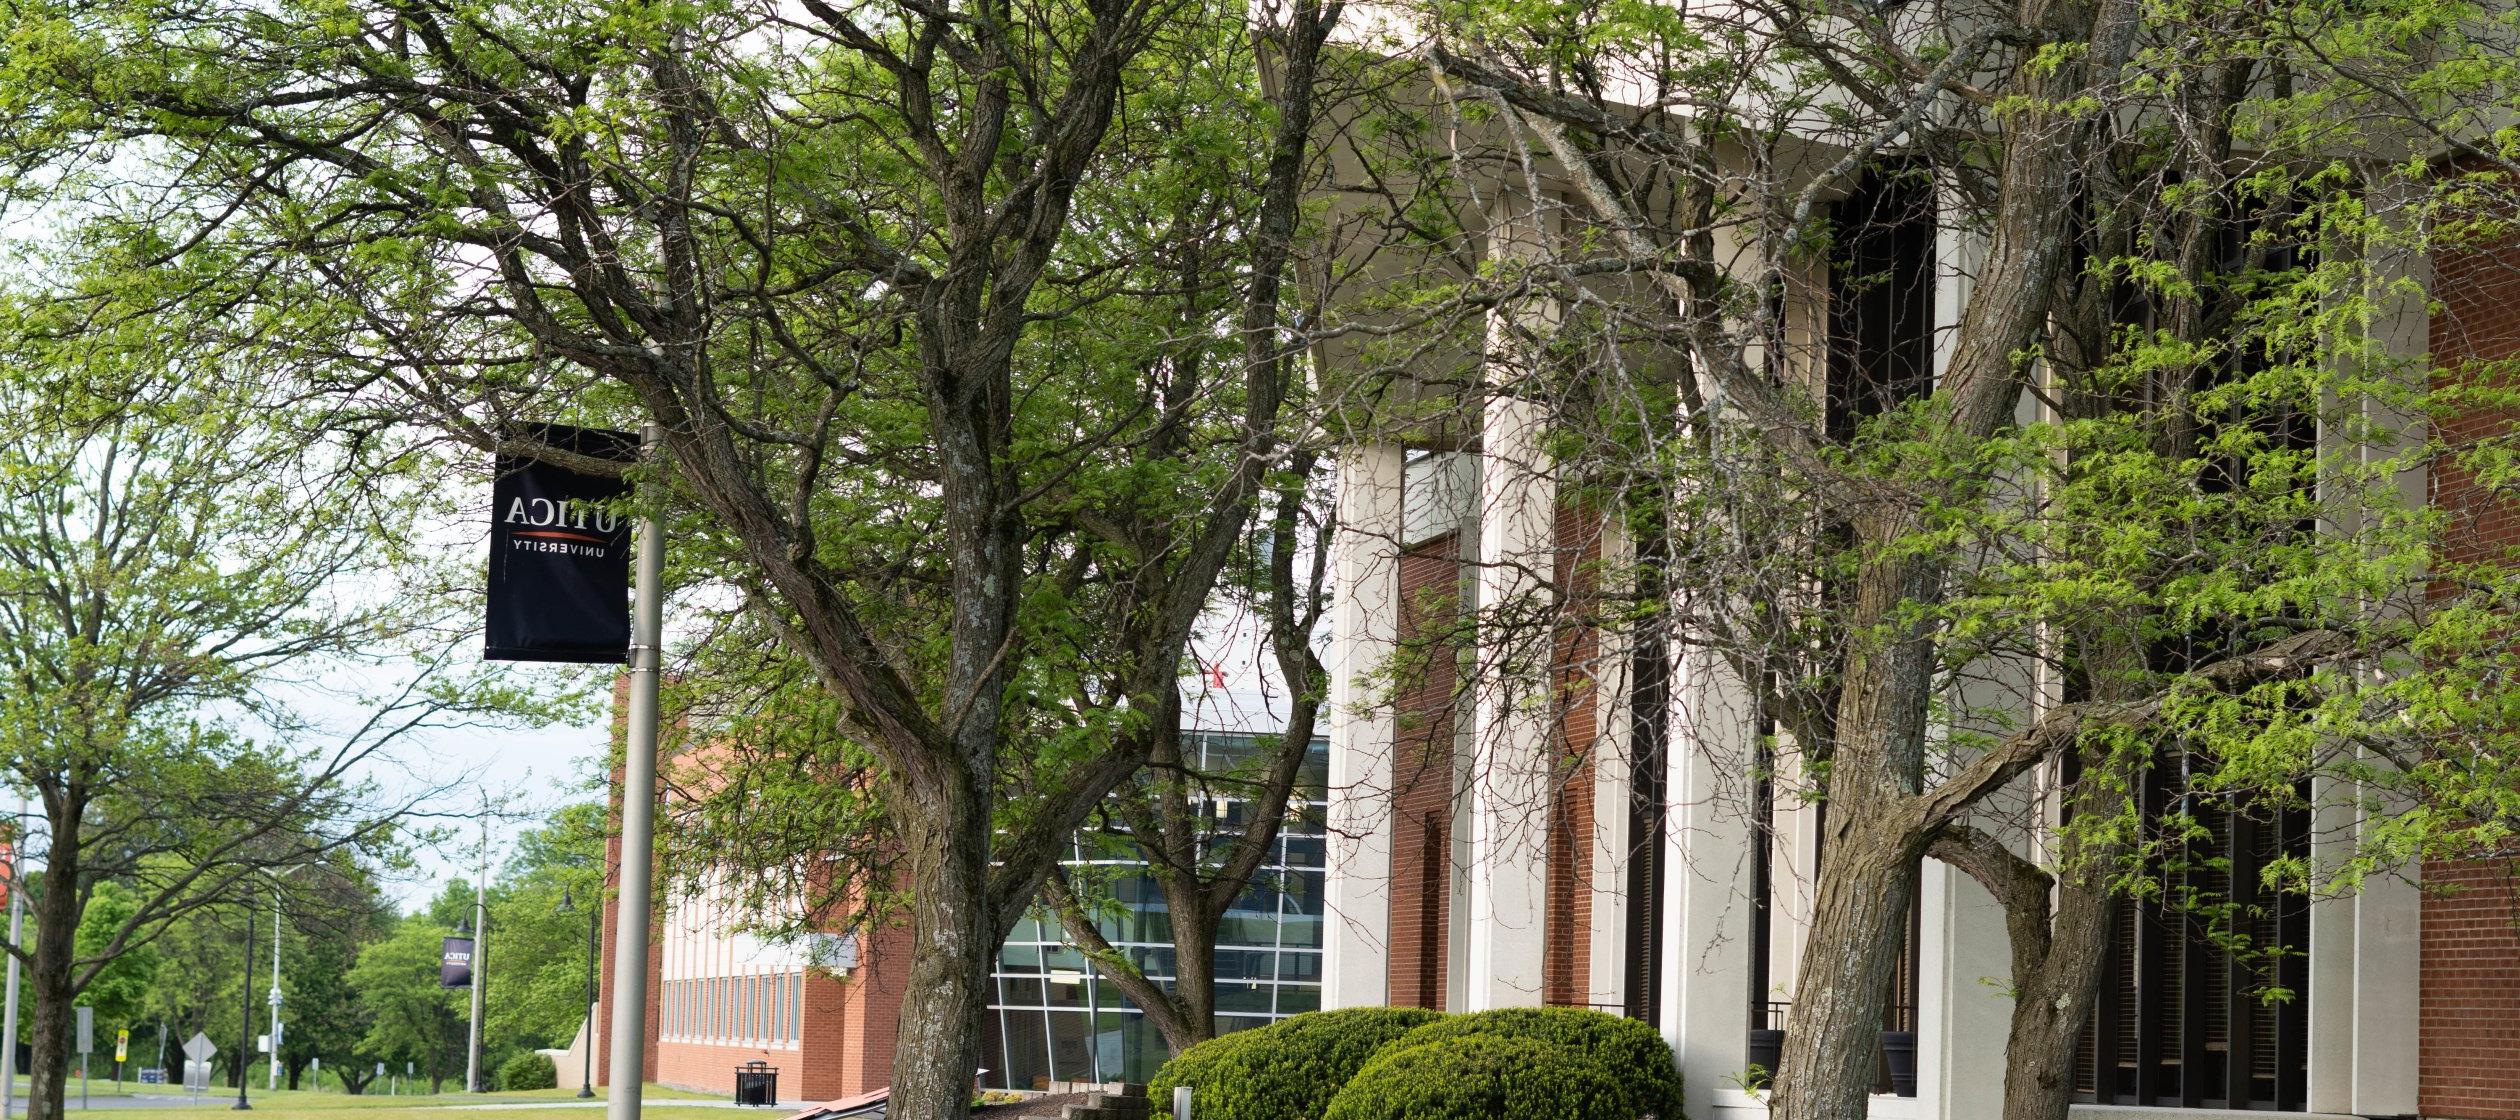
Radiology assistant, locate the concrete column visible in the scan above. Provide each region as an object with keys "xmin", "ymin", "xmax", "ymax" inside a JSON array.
[
  {"xmin": 1657, "ymin": 646, "xmax": 1759, "ymax": 1119},
  {"xmin": 1322, "ymin": 444, "xmax": 1406, "ymax": 1010},
  {"xmin": 1462, "ymin": 390, "xmax": 1556, "ymax": 1010},
  {"xmin": 1586, "ymin": 522, "xmax": 1635, "ymax": 1012}
]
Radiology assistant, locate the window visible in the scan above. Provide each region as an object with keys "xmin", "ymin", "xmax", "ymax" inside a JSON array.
[
  {"xmin": 2074, "ymin": 770, "xmax": 2311, "ymax": 1110},
  {"xmin": 982, "ymin": 737, "xmax": 1331, "ymax": 1089}
]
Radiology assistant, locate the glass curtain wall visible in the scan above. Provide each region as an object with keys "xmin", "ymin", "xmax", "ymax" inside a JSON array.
[{"xmin": 983, "ymin": 735, "xmax": 1329, "ymax": 1089}]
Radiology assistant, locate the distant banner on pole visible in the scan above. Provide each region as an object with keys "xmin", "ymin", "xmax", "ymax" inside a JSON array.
[
  {"xmin": 485, "ymin": 424, "xmax": 639, "ymax": 663},
  {"xmin": 440, "ymin": 936, "xmax": 475, "ymax": 989}
]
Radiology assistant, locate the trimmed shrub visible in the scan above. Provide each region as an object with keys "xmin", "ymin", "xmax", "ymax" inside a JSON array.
[
  {"xmin": 1152, "ymin": 1006, "xmax": 1445, "ymax": 1120},
  {"xmin": 498, "ymin": 1051, "xmax": 558, "ymax": 1092},
  {"xmin": 1393, "ymin": 1006, "xmax": 1683, "ymax": 1119},
  {"xmin": 1148, "ymin": 1027, "xmax": 1271, "ymax": 1115},
  {"xmin": 1322, "ymin": 1034, "xmax": 1629, "ymax": 1120}
]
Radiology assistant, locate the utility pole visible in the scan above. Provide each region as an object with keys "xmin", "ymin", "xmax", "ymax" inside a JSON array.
[
  {"xmin": 604, "ymin": 424, "xmax": 666, "ymax": 1120},
  {"xmin": 465, "ymin": 817, "xmax": 488, "ymax": 1093},
  {"xmin": 1, "ymin": 797, "xmax": 27, "ymax": 1120}
]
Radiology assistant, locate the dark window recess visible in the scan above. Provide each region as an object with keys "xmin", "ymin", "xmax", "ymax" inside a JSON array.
[
  {"xmin": 1622, "ymin": 595, "xmax": 1670, "ymax": 1024},
  {"xmin": 1826, "ymin": 169, "xmax": 1938, "ymax": 441},
  {"xmin": 2074, "ymin": 759, "xmax": 2310, "ymax": 1111}
]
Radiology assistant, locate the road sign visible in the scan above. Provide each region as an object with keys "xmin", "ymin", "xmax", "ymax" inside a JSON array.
[
  {"xmin": 115, "ymin": 1028, "xmax": 128, "ymax": 1063},
  {"xmin": 182, "ymin": 1032, "xmax": 216, "ymax": 1063},
  {"xmin": 256, "ymin": 1033, "xmax": 269, "ymax": 1055},
  {"xmin": 74, "ymin": 1006, "xmax": 91, "ymax": 1054}
]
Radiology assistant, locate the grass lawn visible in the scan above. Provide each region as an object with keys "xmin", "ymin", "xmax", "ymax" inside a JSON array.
[
  {"xmin": 0, "ymin": 1081, "xmax": 736, "ymax": 1117},
  {"xmin": 90, "ymin": 1108, "xmax": 734, "ymax": 1120}
]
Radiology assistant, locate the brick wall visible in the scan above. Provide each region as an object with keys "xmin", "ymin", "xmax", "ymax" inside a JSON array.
[
  {"xmin": 2421, "ymin": 220, "xmax": 2520, "ymax": 1120},
  {"xmin": 1544, "ymin": 506, "xmax": 1603, "ymax": 1007},
  {"xmin": 2418, "ymin": 861, "xmax": 2520, "ymax": 1120},
  {"xmin": 593, "ymin": 811, "xmax": 663, "ymax": 1089},
  {"xmin": 649, "ymin": 919, "xmax": 909, "ymax": 1104},
  {"xmin": 1388, "ymin": 533, "xmax": 1461, "ymax": 1009}
]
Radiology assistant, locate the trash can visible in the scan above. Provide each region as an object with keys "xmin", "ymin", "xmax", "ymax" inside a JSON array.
[{"xmin": 734, "ymin": 1061, "xmax": 780, "ymax": 1107}]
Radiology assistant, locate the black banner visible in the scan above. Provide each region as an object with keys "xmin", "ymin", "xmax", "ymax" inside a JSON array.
[
  {"xmin": 485, "ymin": 424, "xmax": 639, "ymax": 663},
  {"xmin": 440, "ymin": 935, "xmax": 474, "ymax": 989}
]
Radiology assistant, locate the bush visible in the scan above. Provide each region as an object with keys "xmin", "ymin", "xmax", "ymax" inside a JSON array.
[
  {"xmin": 1148, "ymin": 1027, "xmax": 1271, "ymax": 1115},
  {"xmin": 1393, "ymin": 1006, "xmax": 1683, "ymax": 1119},
  {"xmin": 1152, "ymin": 1006, "xmax": 1445, "ymax": 1120},
  {"xmin": 1323, "ymin": 1034, "xmax": 1630, "ymax": 1120},
  {"xmin": 498, "ymin": 1051, "xmax": 558, "ymax": 1092}
]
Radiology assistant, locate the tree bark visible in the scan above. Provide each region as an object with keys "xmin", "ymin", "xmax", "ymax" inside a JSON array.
[
  {"xmin": 1767, "ymin": 817, "xmax": 1924, "ymax": 1120},
  {"xmin": 25, "ymin": 793, "xmax": 84, "ymax": 1120},
  {"xmin": 888, "ymin": 780, "xmax": 997, "ymax": 1120}
]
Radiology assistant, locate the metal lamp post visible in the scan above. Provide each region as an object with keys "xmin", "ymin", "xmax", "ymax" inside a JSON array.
[
  {"xmin": 265, "ymin": 893, "xmax": 282, "ymax": 1091},
  {"xmin": 234, "ymin": 907, "xmax": 254, "ymax": 1111},
  {"xmin": 557, "ymin": 887, "xmax": 597, "ymax": 1098}
]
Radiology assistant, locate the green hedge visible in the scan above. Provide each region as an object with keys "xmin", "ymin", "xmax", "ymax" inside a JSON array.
[
  {"xmin": 1392, "ymin": 1006, "xmax": 1683, "ymax": 1119},
  {"xmin": 1151, "ymin": 1006, "xmax": 1444, "ymax": 1120},
  {"xmin": 1322, "ymin": 1034, "xmax": 1630, "ymax": 1120},
  {"xmin": 498, "ymin": 1051, "xmax": 558, "ymax": 1092},
  {"xmin": 1148, "ymin": 1027, "xmax": 1271, "ymax": 1116}
]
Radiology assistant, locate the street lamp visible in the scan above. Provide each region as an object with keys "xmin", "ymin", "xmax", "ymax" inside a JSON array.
[
  {"xmin": 556, "ymin": 887, "xmax": 598, "ymax": 1099},
  {"xmin": 256, "ymin": 864, "xmax": 310, "ymax": 1094},
  {"xmin": 234, "ymin": 903, "xmax": 254, "ymax": 1111}
]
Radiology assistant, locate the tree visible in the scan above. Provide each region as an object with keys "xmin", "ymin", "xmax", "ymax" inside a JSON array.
[
  {"xmin": 71, "ymin": 883, "xmax": 160, "ymax": 1038},
  {"xmin": 1, "ymin": 2, "xmax": 1364, "ymax": 1116},
  {"xmin": 346, "ymin": 917, "xmax": 470, "ymax": 1095},
  {"xmin": 273, "ymin": 863, "xmax": 398, "ymax": 1090},
  {"xmin": 0, "ymin": 333, "xmax": 544, "ymax": 1119},
  {"xmin": 481, "ymin": 802, "xmax": 606, "ymax": 1076},
  {"xmin": 1037, "ymin": 465, "xmax": 1333, "ymax": 1055}
]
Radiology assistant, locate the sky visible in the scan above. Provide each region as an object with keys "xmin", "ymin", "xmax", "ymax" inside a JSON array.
[{"xmin": 270, "ymin": 656, "xmax": 615, "ymax": 913}]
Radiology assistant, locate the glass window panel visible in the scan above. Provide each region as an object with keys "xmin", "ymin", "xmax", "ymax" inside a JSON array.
[
  {"xmin": 1043, "ymin": 945, "xmax": 1088, "ymax": 973},
  {"xmin": 1283, "ymin": 836, "xmax": 1326, "ymax": 868},
  {"xmin": 1273, "ymin": 951, "xmax": 1323, "ymax": 984},
  {"xmin": 1213, "ymin": 949, "xmax": 1276, "ymax": 982},
  {"xmin": 1000, "ymin": 943, "xmax": 1044, "ymax": 973},
  {"xmin": 1108, "ymin": 1013, "xmax": 1166, "ymax": 1086},
  {"xmin": 1274, "ymin": 984, "xmax": 1320, "ymax": 1016},
  {"xmin": 1002, "ymin": 1010, "xmax": 1051, "ymax": 1092},
  {"xmin": 1214, "ymin": 1014, "xmax": 1272, "ymax": 1037},
  {"xmin": 1278, "ymin": 871, "xmax": 1325, "ymax": 949},
  {"xmin": 1298, "ymin": 741, "xmax": 1330, "ymax": 799},
  {"xmin": 1091, "ymin": 979, "xmax": 1139, "ymax": 1011},
  {"xmin": 1044, "ymin": 972, "xmax": 1090, "ymax": 1009},
  {"xmin": 998, "ymin": 977, "xmax": 1046, "ymax": 1008},
  {"xmin": 1215, "ymin": 981, "xmax": 1273, "ymax": 1014},
  {"xmin": 1046, "ymin": 1011, "xmax": 1097, "ymax": 1085},
  {"xmin": 1130, "ymin": 946, "xmax": 1176, "ymax": 979}
]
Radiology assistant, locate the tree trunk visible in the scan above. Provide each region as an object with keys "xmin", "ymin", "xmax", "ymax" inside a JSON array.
[
  {"xmin": 1767, "ymin": 827, "xmax": 1920, "ymax": 1120},
  {"xmin": 886, "ymin": 782, "xmax": 995, "ymax": 1120},
  {"xmin": 1997, "ymin": 880, "xmax": 2115, "ymax": 1120},
  {"xmin": 1165, "ymin": 878, "xmax": 1217, "ymax": 1052},
  {"xmin": 25, "ymin": 798, "xmax": 83, "ymax": 1120}
]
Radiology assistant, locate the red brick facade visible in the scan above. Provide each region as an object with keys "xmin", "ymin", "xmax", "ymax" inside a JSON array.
[
  {"xmin": 1388, "ymin": 533, "xmax": 1461, "ymax": 1008},
  {"xmin": 1543, "ymin": 506, "xmax": 1603, "ymax": 1008},
  {"xmin": 2423, "ymin": 225, "xmax": 2520, "ymax": 1120},
  {"xmin": 1385, "ymin": 507, "xmax": 1614, "ymax": 1011}
]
